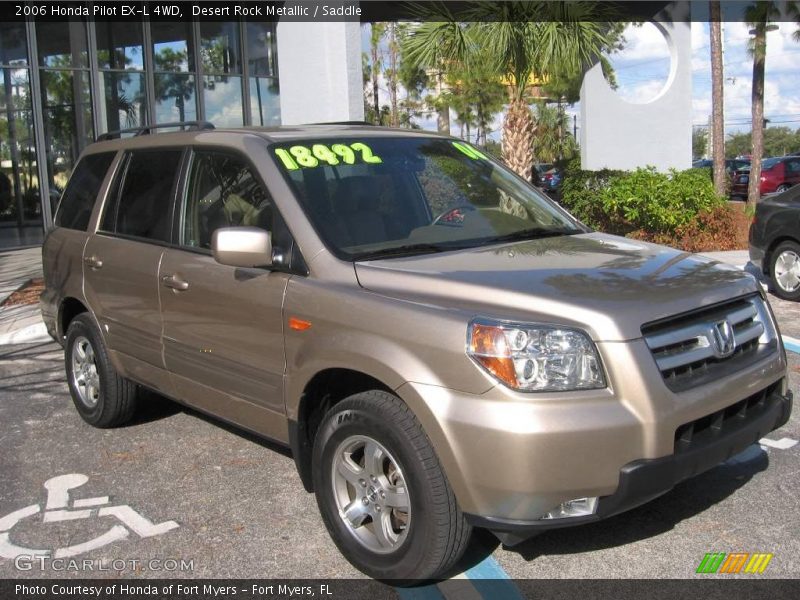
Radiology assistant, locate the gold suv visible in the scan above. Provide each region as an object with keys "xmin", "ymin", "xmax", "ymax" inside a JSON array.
[{"xmin": 42, "ymin": 122, "xmax": 792, "ymax": 581}]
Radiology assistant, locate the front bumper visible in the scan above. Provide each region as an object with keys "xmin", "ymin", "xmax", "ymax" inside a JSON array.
[
  {"xmin": 396, "ymin": 335, "xmax": 788, "ymax": 536},
  {"xmin": 466, "ymin": 385, "xmax": 792, "ymax": 545},
  {"xmin": 749, "ymin": 243, "xmax": 766, "ymax": 272}
]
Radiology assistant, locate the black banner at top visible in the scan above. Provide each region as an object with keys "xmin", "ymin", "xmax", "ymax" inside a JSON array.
[{"xmin": 1, "ymin": 1, "xmax": 799, "ymax": 23}]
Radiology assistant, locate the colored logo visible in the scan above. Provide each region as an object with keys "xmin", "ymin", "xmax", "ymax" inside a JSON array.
[{"xmin": 696, "ymin": 552, "xmax": 773, "ymax": 574}]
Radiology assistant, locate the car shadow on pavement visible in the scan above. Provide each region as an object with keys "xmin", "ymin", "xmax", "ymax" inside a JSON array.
[
  {"xmin": 132, "ymin": 390, "xmax": 294, "ymax": 459},
  {"xmin": 447, "ymin": 445, "xmax": 769, "ymax": 573}
]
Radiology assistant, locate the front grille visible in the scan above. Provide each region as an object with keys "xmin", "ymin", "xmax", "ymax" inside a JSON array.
[
  {"xmin": 674, "ymin": 383, "xmax": 778, "ymax": 453},
  {"xmin": 642, "ymin": 295, "xmax": 776, "ymax": 391}
]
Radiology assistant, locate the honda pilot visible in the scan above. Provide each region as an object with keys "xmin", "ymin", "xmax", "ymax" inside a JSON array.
[{"xmin": 42, "ymin": 123, "xmax": 792, "ymax": 581}]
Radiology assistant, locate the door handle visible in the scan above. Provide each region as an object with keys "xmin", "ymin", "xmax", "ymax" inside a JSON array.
[
  {"xmin": 161, "ymin": 274, "xmax": 189, "ymax": 291},
  {"xmin": 84, "ymin": 255, "xmax": 103, "ymax": 269}
]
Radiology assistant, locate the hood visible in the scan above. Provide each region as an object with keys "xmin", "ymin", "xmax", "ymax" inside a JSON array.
[{"xmin": 354, "ymin": 233, "xmax": 759, "ymax": 341}]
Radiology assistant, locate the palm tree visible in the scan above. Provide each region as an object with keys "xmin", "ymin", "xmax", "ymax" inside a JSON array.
[
  {"xmin": 369, "ymin": 23, "xmax": 387, "ymax": 124},
  {"xmin": 532, "ymin": 102, "xmax": 575, "ymax": 163},
  {"xmin": 709, "ymin": 2, "xmax": 726, "ymax": 196},
  {"xmin": 403, "ymin": 1, "xmax": 614, "ymax": 181},
  {"xmin": 745, "ymin": 1, "xmax": 779, "ymax": 210}
]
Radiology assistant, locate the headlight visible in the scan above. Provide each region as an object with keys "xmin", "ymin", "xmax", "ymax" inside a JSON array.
[{"xmin": 467, "ymin": 319, "xmax": 605, "ymax": 392}]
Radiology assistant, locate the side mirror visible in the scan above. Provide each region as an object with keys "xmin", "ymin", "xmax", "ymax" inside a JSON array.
[{"xmin": 211, "ymin": 227, "xmax": 273, "ymax": 268}]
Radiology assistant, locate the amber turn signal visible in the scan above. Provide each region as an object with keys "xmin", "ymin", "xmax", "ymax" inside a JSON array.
[
  {"xmin": 468, "ymin": 322, "xmax": 517, "ymax": 387},
  {"xmin": 288, "ymin": 317, "xmax": 312, "ymax": 331}
]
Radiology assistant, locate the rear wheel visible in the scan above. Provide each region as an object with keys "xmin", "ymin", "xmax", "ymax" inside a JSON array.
[
  {"xmin": 312, "ymin": 390, "xmax": 471, "ymax": 582},
  {"xmin": 65, "ymin": 314, "xmax": 139, "ymax": 427},
  {"xmin": 776, "ymin": 184, "xmax": 791, "ymax": 194},
  {"xmin": 770, "ymin": 240, "xmax": 800, "ymax": 301}
]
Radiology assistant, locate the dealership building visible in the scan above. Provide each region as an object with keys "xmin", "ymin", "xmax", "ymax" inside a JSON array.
[{"xmin": 0, "ymin": 17, "xmax": 362, "ymax": 249}]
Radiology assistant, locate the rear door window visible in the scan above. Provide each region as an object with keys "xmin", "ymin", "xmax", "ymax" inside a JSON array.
[
  {"xmin": 55, "ymin": 152, "xmax": 117, "ymax": 231},
  {"xmin": 101, "ymin": 149, "xmax": 183, "ymax": 243}
]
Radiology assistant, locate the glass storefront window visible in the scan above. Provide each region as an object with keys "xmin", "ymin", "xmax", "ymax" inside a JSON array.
[
  {"xmin": 154, "ymin": 73, "xmax": 197, "ymax": 123},
  {"xmin": 250, "ymin": 77, "xmax": 280, "ymax": 126},
  {"xmin": 200, "ymin": 22, "xmax": 240, "ymax": 75},
  {"xmin": 1, "ymin": 67, "xmax": 41, "ymax": 231},
  {"xmin": 152, "ymin": 22, "xmax": 194, "ymax": 72},
  {"xmin": 99, "ymin": 71, "xmax": 147, "ymax": 131},
  {"xmin": 40, "ymin": 69, "xmax": 93, "ymax": 198},
  {"xmin": 36, "ymin": 21, "xmax": 88, "ymax": 68},
  {"xmin": 0, "ymin": 22, "xmax": 27, "ymax": 66},
  {"xmin": 96, "ymin": 22, "xmax": 144, "ymax": 70},
  {"xmin": 203, "ymin": 75, "xmax": 243, "ymax": 127},
  {"xmin": 246, "ymin": 23, "xmax": 277, "ymax": 77},
  {"xmin": 1, "ymin": 18, "xmax": 281, "ymax": 248}
]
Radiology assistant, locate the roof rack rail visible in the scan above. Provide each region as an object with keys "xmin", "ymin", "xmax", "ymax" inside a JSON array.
[
  {"xmin": 307, "ymin": 121, "xmax": 375, "ymax": 126},
  {"xmin": 96, "ymin": 121, "xmax": 215, "ymax": 142}
]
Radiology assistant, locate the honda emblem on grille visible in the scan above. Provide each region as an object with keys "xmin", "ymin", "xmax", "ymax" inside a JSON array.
[{"xmin": 710, "ymin": 319, "xmax": 736, "ymax": 357}]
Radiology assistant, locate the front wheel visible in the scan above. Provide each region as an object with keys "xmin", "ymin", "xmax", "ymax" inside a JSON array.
[
  {"xmin": 770, "ymin": 240, "xmax": 800, "ymax": 301},
  {"xmin": 312, "ymin": 391, "xmax": 471, "ymax": 582}
]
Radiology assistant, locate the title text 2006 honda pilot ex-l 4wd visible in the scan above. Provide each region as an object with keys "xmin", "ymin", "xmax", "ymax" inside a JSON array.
[{"xmin": 42, "ymin": 123, "xmax": 792, "ymax": 581}]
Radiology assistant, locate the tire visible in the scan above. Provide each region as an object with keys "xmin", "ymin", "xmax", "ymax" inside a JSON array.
[
  {"xmin": 769, "ymin": 240, "xmax": 800, "ymax": 301},
  {"xmin": 775, "ymin": 184, "xmax": 791, "ymax": 194},
  {"xmin": 64, "ymin": 313, "xmax": 138, "ymax": 427},
  {"xmin": 312, "ymin": 390, "xmax": 471, "ymax": 582}
]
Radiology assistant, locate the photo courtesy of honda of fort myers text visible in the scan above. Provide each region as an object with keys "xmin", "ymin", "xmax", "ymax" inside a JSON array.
[{"xmin": 1, "ymin": 0, "xmax": 800, "ymax": 599}]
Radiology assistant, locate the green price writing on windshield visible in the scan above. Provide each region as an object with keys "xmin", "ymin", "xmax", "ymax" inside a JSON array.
[
  {"xmin": 452, "ymin": 141, "xmax": 488, "ymax": 160},
  {"xmin": 274, "ymin": 142, "xmax": 383, "ymax": 170}
]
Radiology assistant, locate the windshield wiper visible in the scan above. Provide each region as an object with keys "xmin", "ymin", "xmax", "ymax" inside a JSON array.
[
  {"xmin": 354, "ymin": 243, "xmax": 460, "ymax": 261},
  {"xmin": 478, "ymin": 227, "xmax": 580, "ymax": 246}
]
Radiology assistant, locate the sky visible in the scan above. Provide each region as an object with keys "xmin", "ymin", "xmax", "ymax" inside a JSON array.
[{"xmin": 363, "ymin": 11, "xmax": 800, "ymax": 142}]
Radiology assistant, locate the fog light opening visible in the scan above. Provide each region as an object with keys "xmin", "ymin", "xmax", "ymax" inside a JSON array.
[{"xmin": 539, "ymin": 497, "xmax": 599, "ymax": 520}]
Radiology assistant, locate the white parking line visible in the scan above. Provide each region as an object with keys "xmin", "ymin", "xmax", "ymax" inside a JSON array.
[{"xmin": 759, "ymin": 437, "xmax": 799, "ymax": 450}]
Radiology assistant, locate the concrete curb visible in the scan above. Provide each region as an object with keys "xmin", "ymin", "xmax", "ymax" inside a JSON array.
[{"xmin": 0, "ymin": 321, "xmax": 52, "ymax": 345}]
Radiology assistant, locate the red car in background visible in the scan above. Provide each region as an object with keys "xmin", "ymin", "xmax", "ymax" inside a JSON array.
[{"xmin": 732, "ymin": 155, "xmax": 800, "ymax": 198}]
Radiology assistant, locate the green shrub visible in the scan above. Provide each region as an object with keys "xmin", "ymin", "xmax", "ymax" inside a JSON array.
[
  {"xmin": 559, "ymin": 159, "xmax": 726, "ymax": 236},
  {"xmin": 559, "ymin": 158, "xmax": 624, "ymax": 232}
]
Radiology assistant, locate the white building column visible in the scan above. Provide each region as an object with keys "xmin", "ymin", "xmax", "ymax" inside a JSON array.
[{"xmin": 276, "ymin": 21, "xmax": 364, "ymax": 125}]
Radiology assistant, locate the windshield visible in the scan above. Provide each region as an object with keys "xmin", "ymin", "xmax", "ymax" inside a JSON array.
[{"xmin": 271, "ymin": 137, "xmax": 584, "ymax": 260}]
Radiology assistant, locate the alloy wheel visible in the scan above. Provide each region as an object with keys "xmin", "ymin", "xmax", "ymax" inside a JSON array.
[
  {"xmin": 331, "ymin": 435, "xmax": 411, "ymax": 554},
  {"xmin": 775, "ymin": 250, "xmax": 800, "ymax": 293},
  {"xmin": 71, "ymin": 336, "xmax": 100, "ymax": 408}
]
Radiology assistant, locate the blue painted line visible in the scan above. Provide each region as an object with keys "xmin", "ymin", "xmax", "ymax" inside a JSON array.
[
  {"xmin": 782, "ymin": 336, "xmax": 800, "ymax": 355},
  {"xmin": 464, "ymin": 554, "xmax": 525, "ymax": 600}
]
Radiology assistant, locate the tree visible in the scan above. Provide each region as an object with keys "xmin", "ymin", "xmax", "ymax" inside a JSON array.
[
  {"xmin": 445, "ymin": 55, "xmax": 505, "ymax": 143},
  {"xmin": 532, "ymin": 102, "xmax": 577, "ymax": 163},
  {"xmin": 396, "ymin": 28, "xmax": 429, "ymax": 128},
  {"xmin": 369, "ymin": 23, "xmax": 387, "ymax": 125},
  {"xmin": 403, "ymin": 1, "xmax": 616, "ymax": 181},
  {"xmin": 745, "ymin": 1, "xmax": 780, "ymax": 210},
  {"xmin": 709, "ymin": 2, "xmax": 726, "ymax": 196},
  {"xmin": 725, "ymin": 127, "xmax": 800, "ymax": 158},
  {"xmin": 693, "ymin": 128, "xmax": 709, "ymax": 160},
  {"xmin": 386, "ymin": 23, "xmax": 400, "ymax": 127}
]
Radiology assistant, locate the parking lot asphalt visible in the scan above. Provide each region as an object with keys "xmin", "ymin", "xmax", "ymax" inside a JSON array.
[{"xmin": 0, "ymin": 293, "xmax": 798, "ymax": 585}]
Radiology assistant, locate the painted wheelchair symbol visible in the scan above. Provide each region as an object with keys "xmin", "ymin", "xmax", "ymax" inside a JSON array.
[{"xmin": 0, "ymin": 474, "xmax": 178, "ymax": 559}]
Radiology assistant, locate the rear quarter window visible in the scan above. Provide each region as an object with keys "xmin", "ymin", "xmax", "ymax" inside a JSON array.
[{"xmin": 54, "ymin": 152, "xmax": 116, "ymax": 231}]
